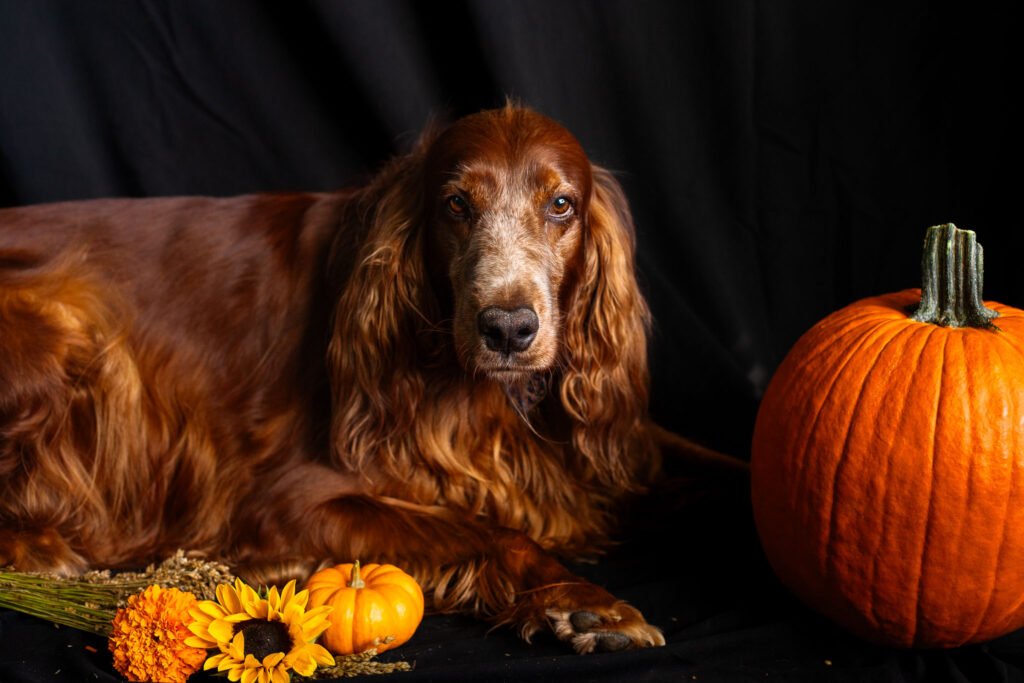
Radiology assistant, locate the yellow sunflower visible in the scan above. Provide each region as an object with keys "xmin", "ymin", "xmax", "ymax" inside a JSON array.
[
  {"xmin": 108, "ymin": 584, "xmax": 207, "ymax": 683},
  {"xmin": 186, "ymin": 578, "xmax": 335, "ymax": 683}
]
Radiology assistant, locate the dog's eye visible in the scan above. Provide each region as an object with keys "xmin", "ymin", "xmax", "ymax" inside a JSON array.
[
  {"xmin": 548, "ymin": 196, "xmax": 573, "ymax": 219},
  {"xmin": 446, "ymin": 195, "xmax": 469, "ymax": 218}
]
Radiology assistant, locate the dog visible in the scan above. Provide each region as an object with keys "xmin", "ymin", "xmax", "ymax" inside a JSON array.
[{"xmin": 0, "ymin": 104, "xmax": 738, "ymax": 653}]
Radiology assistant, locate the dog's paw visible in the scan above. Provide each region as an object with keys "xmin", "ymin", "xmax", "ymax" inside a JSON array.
[
  {"xmin": 0, "ymin": 527, "xmax": 87, "ymax": 574},
  {"xmin": 510, "ymin": 581, "xmax": 665, "ymax": 653},
  {"xmin": 546, "ymin": 603, "xmax": 665, "ymax": 653}
]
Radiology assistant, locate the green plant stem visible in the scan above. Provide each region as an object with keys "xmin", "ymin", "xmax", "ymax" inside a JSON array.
[
  {"xmin": 0, "ymin": 585, "xmax": 115, "ymax": 636},
  {"xmin": 909, "ymin": 223, "xmax": 999, "ymax": 328}
]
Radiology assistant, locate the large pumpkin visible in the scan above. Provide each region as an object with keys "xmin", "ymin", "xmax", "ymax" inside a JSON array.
[
  {"xmin": 751, "ymin": 224, "xmax": 1024, "ymax": 648},
  {"xmin": 304, "ymin": 561, "xmax": 424, "ymax": 654}
]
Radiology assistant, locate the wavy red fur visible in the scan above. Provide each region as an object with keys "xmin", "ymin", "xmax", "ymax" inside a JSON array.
[{"xmin": 0, "ymin": 105, "xmax": 722, "ymax": 652}]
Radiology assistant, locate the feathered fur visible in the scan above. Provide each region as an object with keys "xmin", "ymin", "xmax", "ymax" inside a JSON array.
[{"xmin": 0, "ymin": 105, "xmax": 717, "ymax": 652}]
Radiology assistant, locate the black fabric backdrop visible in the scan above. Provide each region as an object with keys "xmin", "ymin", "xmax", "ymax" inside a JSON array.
[{"xmin": 2, "ymin": 2, "xmax": 1024, "ymax": 681}]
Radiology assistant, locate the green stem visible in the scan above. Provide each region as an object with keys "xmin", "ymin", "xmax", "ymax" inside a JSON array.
[
  {"xmin": 909, "ymin": 223, "xmax": 999, "ymax": 328},
  {"xmin": 0, "ymin": 591, "xmax": 114, "ymax": 636}
]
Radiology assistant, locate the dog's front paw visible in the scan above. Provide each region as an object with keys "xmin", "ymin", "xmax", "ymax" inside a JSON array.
[
  {"xmin": 510, "ymin": 581, "xmax": 664, "ymax": 653},
  {"xmin": 547, "ymin": 603, "xmax": 665, "ymax": 653}
]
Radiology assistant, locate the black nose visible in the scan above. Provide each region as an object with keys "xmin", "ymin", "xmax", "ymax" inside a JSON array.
[{"xmin": 477, "ymin": 306, "xmax": 539, "ymax": 354}]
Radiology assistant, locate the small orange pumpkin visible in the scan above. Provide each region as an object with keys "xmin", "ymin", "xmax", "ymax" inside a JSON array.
[
  {"xmin": 752, "ymin": 224, "xmax": 1024, "ymax": 647},
  {"xmin": 304, "ymin": 560, "xmax": 424, "ymax": 654}
]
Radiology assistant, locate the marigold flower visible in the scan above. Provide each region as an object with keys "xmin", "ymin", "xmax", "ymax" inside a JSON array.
[{"xmin": 108, "ymin": 584, "xmax": 207, "ymax": 683}]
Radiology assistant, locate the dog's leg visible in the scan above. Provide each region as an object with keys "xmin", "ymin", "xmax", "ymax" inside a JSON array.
[{"xmin": 234, "ymin": 493, "xmax": 664, "ymax": 652}]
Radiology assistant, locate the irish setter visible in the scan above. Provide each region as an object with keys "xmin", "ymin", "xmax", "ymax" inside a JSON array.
[{"xmin": 0, "ymin": 105, "xmax": 733, "ymax": 653}]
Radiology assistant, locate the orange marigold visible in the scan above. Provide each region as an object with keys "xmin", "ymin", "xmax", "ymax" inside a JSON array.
[{"xmin": 109, "ymin": 584, "xmax": 208, "ymax": 683}]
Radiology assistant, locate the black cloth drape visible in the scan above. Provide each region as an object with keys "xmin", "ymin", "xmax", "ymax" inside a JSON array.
[{"xmin": 2, "ymin": 2, "xmax": 1023, "ymax": 681}]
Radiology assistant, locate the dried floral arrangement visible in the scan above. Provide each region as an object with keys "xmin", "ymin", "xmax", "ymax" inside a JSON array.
[{"xmin": 0, "ymin": 550, "xmax": 413, "ymax": 682}]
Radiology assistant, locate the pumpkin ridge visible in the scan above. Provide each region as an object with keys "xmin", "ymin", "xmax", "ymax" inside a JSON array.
[
  {"xmin": 858, "ymin": 322, "xmax": 935, "ymax": 631},
  {"xmin": 991, "ymin": 318, "xmax": 1024, "ymax": 364},
  {"xmin": 951, "ymin": 332, "xmax": 979, "ymax": 632},
  {"xmin": 788, "ymin": 317, "xmax": 907, "ymax": 518},
  {"xmin": 365, "ymin": 566, "xmax": 404, "ymax": 583},
  {"xmin": 923, "ymin": 330, "xmax": 980, "ymax": 647},
  {"xmin": 909, "ymin": 329, "xmax": 950, "ymax": 647},
  {"xmin": 989, "ymin": 478, "xmax": 1024, "ymax": 635},
  {"xmin": 352, "ymin": 587, "xmax": 388, "ymax": 648},
  {"xmin": 970, "ymin": 336, "xmax": 1023, "ymax": 638},
  {"xmin": 822, "ymin": 320, "xmax": 921, "ymax": 582},
  {"xmin": 749, "ymin": 313, "xmax": 899, "ymax": 593},
  {"xmin": 779, "ymin": 312, "xmax": 893, "ymax": 403},
  {"xmin": 330, "ymin": 583, "xmax": 358, "ymax": 654},
  {"xmin": 928, "ymin": 328, "xmax": 1012, "ymax": 646}
]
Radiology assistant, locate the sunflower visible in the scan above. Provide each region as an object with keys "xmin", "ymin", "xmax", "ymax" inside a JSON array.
[
  {"xmin": 186, "ymin": 578, "xmax": 335, "ymax": 683},
  {"xmin": 108, "ymin": 584, "xmax": 207, "ymax": 683}
]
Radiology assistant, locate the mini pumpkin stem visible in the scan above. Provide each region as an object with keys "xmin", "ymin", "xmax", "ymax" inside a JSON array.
[
  {"xmin": 349, "ymin": 560, "xmax": 366, "ymax": 589},
  {"xmin": 909, "ymin": 223, "xmax": 999, "ymax": 329}
]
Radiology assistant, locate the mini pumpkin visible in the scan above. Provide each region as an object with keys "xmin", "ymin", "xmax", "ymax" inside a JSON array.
[
  {"xmin": 751, "ymin": 224, "xmax": 1024, "ymax": 648},
  {"xmin": 304, "ymin": 560, "xmax": 424, "ymax": 654}
]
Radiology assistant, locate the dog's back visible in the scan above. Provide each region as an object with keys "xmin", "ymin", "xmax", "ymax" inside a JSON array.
[{"xmin": 0, "ymin": 193, "xmax": 344, "ymax": 571}]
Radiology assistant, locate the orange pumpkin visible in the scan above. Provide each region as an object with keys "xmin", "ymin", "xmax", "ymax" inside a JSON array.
[
  {"xmin": 304, "ymin": 561, "xmax": 424, "ymax": 654},
  {"xmin": 751, "ymin": 224, "xmax": 1024, "ymax": 648}
]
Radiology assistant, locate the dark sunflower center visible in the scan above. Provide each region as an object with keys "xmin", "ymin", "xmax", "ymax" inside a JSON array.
[{"xmin": 233, "ymin": 619, "xmax": 293, "ymax": 661}]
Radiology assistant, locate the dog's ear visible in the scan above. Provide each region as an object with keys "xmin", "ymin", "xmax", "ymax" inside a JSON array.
[
  {"xmin": 327, "ymin": 136, "xmax": 435, "ymax": 476},
  {"xmin": 560, "ymin": 166, "xmax": 659, "ymax": 489}
]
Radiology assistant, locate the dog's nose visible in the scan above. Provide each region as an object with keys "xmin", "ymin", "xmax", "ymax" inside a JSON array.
[{"xmin": 477, "ymin": 306, "xmax": 539, "ymax": 354}]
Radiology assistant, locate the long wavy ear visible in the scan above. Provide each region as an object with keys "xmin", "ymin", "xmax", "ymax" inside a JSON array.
[
  {"xmin": 327, "ymin": 136, "xmax": 436, "ymax": 477},
  {"xmin": 560, "ymin": 166, "xmax": 659, "ymax": 490}
]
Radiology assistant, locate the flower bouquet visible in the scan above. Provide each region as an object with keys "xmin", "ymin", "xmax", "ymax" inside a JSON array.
[{"xmin": 0, "ymin": 550, "xmax": 411, "ymax": 682}]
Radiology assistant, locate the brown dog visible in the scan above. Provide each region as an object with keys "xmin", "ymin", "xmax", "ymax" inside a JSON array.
[{"xmin": 0, "ymin": 104, "xmax": 736, "ymax": 652}]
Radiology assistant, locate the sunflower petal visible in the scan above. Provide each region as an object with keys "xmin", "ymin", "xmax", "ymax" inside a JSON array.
[
  {"xmin": 279, "ymin": 580, "xmax": 296, "ymax": 608},
  {"xmin": 302, "ymin": 604, "xmax": 333, "ymax": 620},
  {"xmin": 262, "ymin": 651, "xmax": 285, "ymax": 669},
  {"xmin": 291, "ymin": 586, "xmax": 309, "ymax": 609},
  {"xmin": 299, "ymin": 614, "xmax": 331, "ymax": 640},
  {"xmin": 203, "ymin": 654, "xmax": 226, "ymax": 671},
  {"xmin": 288, "ymin": 650, "xmax": 316, "ymax": 677},
  {"xmin": 239, "ymin": 582, "xmax": 260, "ymax": 610},
  {"xmin": 308, "ymin": 642, "xmax": 336, "ymax": 666},
  {"xmin": 208, "ymin": 618, "xmax": 236, "ymax": 643},
  {"xmin": 271, "ymin": 667, "xmax": 289, "ymax": 683},
  {"xmin": 185, "ymin": 634, "xmax": 216, "ymax": 649},
  {"xmin": 224, "ymin": 632, "xmax": 242, "ymax": 656},
  {"xmin": 196, "ymin": 599, "xmax": 229, "ymax": 620},
  {"xmin": 217, "ymin": 583, "xmax": 244, "ymax": 614},
  {"xmin": 240, "ymin": 668, "xmax": 259, "ymax": 683},
  {"xmin": 224, "ymin": 612, "xmax": 253, "ymax": 623},
  {"xmin": 187, "ymin": 620, "xmax": 212, "ymax": 639}
]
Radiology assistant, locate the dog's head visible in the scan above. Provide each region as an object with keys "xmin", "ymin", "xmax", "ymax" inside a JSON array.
[
  {"xmin": 330, "ymin": 104, "xmax": 654, "ymax": 483},
  {"xmin": 422, "ymin": 107, "xmax": 592, "ymax": 384}
]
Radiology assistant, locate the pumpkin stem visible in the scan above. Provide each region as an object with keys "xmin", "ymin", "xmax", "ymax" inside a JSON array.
[
  {"xmin": 349, "ymin": 560, "xmax": 366, "ymax": 589},
  {"xmin": 909, "ymin": 223, "xmax": 999, "ymax": 329}
]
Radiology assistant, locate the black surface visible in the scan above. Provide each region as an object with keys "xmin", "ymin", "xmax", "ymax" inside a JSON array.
[{"xmin": 2, "ymin": 2, "xmax": 1024, "ymax": 681}]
